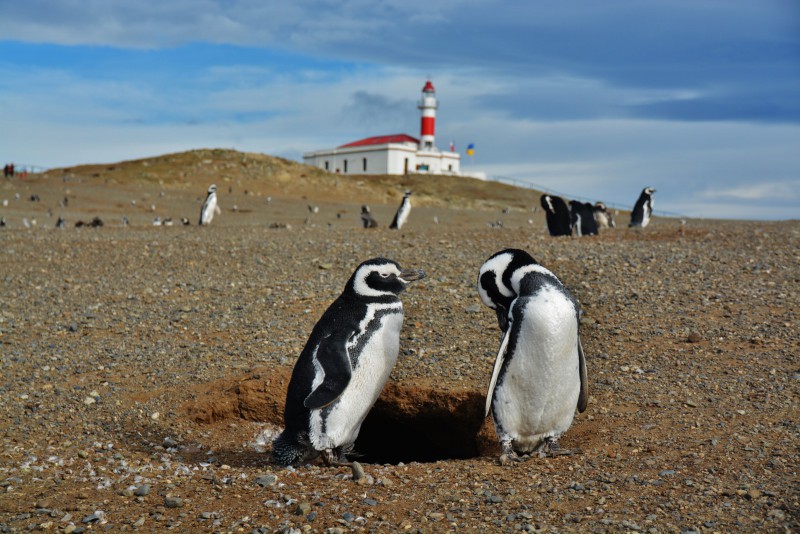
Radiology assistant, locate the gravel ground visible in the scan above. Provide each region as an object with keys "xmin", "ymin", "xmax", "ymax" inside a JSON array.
[{"xmin": 0, "ymin": 174, "xmax": 798, "ymax": 533}]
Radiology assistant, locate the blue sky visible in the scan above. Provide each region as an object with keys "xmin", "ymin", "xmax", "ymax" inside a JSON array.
[{"xmin": 1, "ymin": 1, "xmax": 798, "ymax": 220}]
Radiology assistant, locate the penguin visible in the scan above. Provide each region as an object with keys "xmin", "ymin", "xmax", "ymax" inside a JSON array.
[
  {"xmin": 272, "ymin": 257, "xmax": 426, "ymax": 467},
  {"xmin": 540, "ymin": 194, "xmax": 571, "ymax": 236},
  {"xmin": 55, "ymin": 217, "xmax": 65, "ymax": 228},
  {"xmin": 593, "ymin": 202, "xmax": 616, "ymax": 229},
  {"xmin": 389, "ymin": 190, "xmax": 412, "ymax": 230},
  {"xmin": 569, "ymin": 201, "xmax": 598, "ymax": 236},
  {"xmin": 629, "ymin": 187, "xmax": 656, "ymax": 228},
  {"xmin": 477, "ymin": 248, "xmax": 537, "ymax": 332},
  {"xmin": 360, "ymin": 205, "xmax": 378, "ymax": 228},
  {"xmin": 199, "ymin": 184, "xmax": 220, "ymax": 226},
  {"xmin": 477, "ymin": 249, "xmax": 588, "ymax": 465}
]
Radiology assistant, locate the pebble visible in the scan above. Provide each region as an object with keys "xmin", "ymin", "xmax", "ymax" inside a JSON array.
[
  {"xmin": 164, "ymin": 496, "xmax": 183, "ymax": 508},
  {"xmin": 134, "ymin": 484, "xmax": 151, "ymax": 496},
  {"xmin": 255, "ymin": 473, "xmax": 278, "ymax": 487},
  {"xmin": 351, "ymin": 461, "xmax": 365, "ymax": 481}
]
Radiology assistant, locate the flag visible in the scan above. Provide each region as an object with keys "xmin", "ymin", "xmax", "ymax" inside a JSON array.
[
  {"xmin": 449, "ymin": 141, "xmax": 455, "ymax": 152},
  {"xmin": 466, "ymin": 143, "xmax": 475, "ymax": 156}
]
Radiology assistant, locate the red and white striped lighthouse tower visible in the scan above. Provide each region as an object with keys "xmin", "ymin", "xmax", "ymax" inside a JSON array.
[{"xmin": 418, "ymin": 80, "xmax": 438, "ymax": 151}]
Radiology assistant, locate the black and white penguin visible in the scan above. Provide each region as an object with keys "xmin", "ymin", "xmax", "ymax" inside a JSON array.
[
  {"xmin": 272, "ymin": 257, "xmax": 426, "ymax": 467},
  {"xmin": 569, "ymin": 201, "xmax": 599, "ymax": 236},
  {"xmin": 540, "ymin": 194, "xmax": 571, "ymax": 236},
  {"xmin": 477, "ymin": 249, "xmax": 588, "ymax": 465},
  {"xmin": 198, "ymin": 184, "xmax": 220, "ymax": 226},
  {"xmin": 478, "ymin": 248, "xmax": 537, "ymax": 332},
  {"xmin": 360, "ymin": 205, "xmax": 378, "ymax": 228},
  {"xmin": 593, "ymin": 202, "xmax": 615, "ymax": 229},
  {"xmin": 389, "ymin": 190, "xmax": 412, "ymax": 230},
  {"xmin": 629, "ymin": 187, "xmax": 656, "ymax": 228}
]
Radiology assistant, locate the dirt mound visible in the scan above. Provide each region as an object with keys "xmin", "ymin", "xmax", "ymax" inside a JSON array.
[{"xmin": 184, "ymin": 369, "xmax": 497, "ymax": 463}]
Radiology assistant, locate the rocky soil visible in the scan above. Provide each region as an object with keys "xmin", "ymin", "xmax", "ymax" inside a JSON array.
[{"xmin": 0, "ymin": 158, "xmax": 798, "ymax": 533}]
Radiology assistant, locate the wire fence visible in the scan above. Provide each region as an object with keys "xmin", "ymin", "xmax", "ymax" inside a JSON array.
[{"xmin": 488, "ymin": 175, "xmax": 687, "ymax": 219}]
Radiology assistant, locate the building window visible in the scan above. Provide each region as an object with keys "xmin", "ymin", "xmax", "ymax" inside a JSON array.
[
  {"xmin": 343, "ymin": 160, "xmax": 348, "ymax": 173},
  {"xmin": 363, "ymin": 158, "xmax": 367, "ymax": 172}
]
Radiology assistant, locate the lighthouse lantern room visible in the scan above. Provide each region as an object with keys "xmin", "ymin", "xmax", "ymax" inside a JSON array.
[{"xmin": 303, "ymin": 80, "xmax": 461, "ymax": 176}]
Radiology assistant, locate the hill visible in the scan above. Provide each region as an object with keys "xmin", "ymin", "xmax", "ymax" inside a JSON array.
[{"xmin": 38, "ymin": 148, "xmax": 545, "ymax": 211}]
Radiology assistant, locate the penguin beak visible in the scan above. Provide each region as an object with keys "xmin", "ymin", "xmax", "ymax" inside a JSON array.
[{"xmin": 398, "ymin": 269, "xmax": 426, "ymax": 283}]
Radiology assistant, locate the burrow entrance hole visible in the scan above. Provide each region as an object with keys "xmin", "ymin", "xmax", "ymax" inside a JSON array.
[{"xmin": 185, "ymin": 370, "xmax": 496, "ymax": 465}]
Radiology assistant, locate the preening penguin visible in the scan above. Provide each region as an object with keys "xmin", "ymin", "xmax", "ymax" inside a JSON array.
[
  {"xmin": 477, "ymin": 248, "xmax": 537, "ymax": 332},
  {"xmin": 569, "ymin": 201, "xmax": 599, "ymax": 236},
  {"xmin": 593, "ymin": 202, "xmax": 616, "ymax": 229},
  {"xmin": 360, "ymin": 205, "xmax": 378, "ymax": 228},
  {"xmin": 389, "ymin": 190, "xmax": 412, "ymax": 230},
  {"xmin": 272, "ymin": 258, "xmax": 426, "ymax": 467},
  {"xmin": 199, "ymin": 184, "xmax": 221, "ymax": 226},
  {"xmin": 478, "ymin": 249, "xmax": 588, "ymax": 465},
  {"xmin": 629, "ymin": 187, "xmax": 656, "ymax": 228},
  {"xmin": 540, "ymin": 194, "xmax": 571, "ymax": 236}
]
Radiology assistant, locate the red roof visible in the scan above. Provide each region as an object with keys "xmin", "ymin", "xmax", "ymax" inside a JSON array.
[
  {"xmin": 422, "ymin": 80, "xmax": 435, "ymax": 92},
  {"xmin": 338, "ymin": 134, "xmax": 419, "ymax": 148}
]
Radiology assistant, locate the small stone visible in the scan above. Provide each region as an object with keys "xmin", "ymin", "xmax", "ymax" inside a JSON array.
[
  {"xmin": 164, "ymin": 496, "xmax": 183, "ymax": 508},
  {"xmin": 134, "ymin": 484, "xmax": 150, "ymax": 497},
  {"xmin": 363, "ymin": 498, "xmax": 378, "ymax": 506},
  {"xmin": 295, "ymin": 502, "xmax": 311, "ymax": 516},
  {"xmin": 255, "ymin": 474, "xmax": 277, "ymax": 487},
  {"xmin": 133, "ymin": 517, "xmax": 145, "ymax": 527},
  {"xmin": 81, "ymin": 512, "xmax": 102, "ymax": 523},
  {"xmin": 465, "ymin": 304, "xmax": 481, "ymax": 313},
  {"xmin": 83, "ymin": 396, "xmax": 96, "ymax": 406},
  {"xmin": 659, "ymin": 470, "xmax": 676, "ymax": 477},
  {"xmin": 687, "ymin": 332, "xmax": 702, "ymax": 343},
  {"xmin": 199, "ymin": 512, "xmax": 214, "ymax": 520},
  {"xmin": 35, "ymin": 499, "xmax": 52, "ymax": 509},
  {"xmin": 342, "ymin": 512, "xmax": 355, "ymax": 522},
  {"xmin": 350, "ymin": 461, "xmax": 365, "ymax": 481},
  {"xmin": 746, "ymin": 489, "xmax": 762, "ymax": 500}
]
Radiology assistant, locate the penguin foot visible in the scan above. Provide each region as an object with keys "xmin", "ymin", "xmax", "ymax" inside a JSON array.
[
  {"xmin": 498, "ymin": 452, "xmax": 523, "ymax": 466},
  {"xmin": 321, "ymin": 448, "xmax": 348, "ymax": 466},
  {"xmin": 498, "ymin": 441, "xmax": 522, "ymax": 466},
  {"xmin": 538, "ymin": 438, "xmax": 582, "ymax": 458}
]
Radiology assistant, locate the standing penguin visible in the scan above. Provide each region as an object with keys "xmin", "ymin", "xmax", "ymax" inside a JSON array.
[
  {"xmin": 540, "ymin": 194, "xmax": 571, "ymax": 236},
  {"xmin": 593, "ymin": 202, "xmax": 616, "ymax": 229},
  {"xmin": 198, "ymin": 184, "xmax": 220, "ymax": 226},
  {"xmin": 389, "ymin": 190, "xmax": 412, "ymax": 230},
  {"xmin": 272, "ymin": 258, "xmax": 426, "ymax": 467},
  {"xmin": 629, "ymin": 187, "xmax": 656, "ymax": 228},
  {"xmin": 360, "ymin": 205, "xmax": 378, "ymax": 228},
  {"xmin": 477, "ymin": 249, "xmax": 588, "ymax": 465},
  {"xmin": 569, "ymin": 201, "xmax": 599, "ymax": 236}
]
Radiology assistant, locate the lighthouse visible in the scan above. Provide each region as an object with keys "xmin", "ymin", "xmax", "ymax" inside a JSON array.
[
  {"xmin": 303, "ymin": 79, "xmax": 467, "ymax": 176},
  {"xmin": 418, "ymin": 80, "xmax": 438, "ymax": 151}
]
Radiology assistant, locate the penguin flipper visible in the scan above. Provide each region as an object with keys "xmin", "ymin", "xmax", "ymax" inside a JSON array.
[
  {"xmin": 577, "ymin": 336, "xmax": 589, "ymax": 413},
  {"xmin": 303, "ymin": 333, "xmax": 353, "ymax": 410},
  {"xmin": 485, "ymin": 323, "xmax": 512, "ymax": 417}
]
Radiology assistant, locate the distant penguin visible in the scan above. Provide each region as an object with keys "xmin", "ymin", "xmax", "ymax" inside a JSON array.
[
  {"xmin": 569, "ymin": 201, "xmax": 598, "ymax": 236},
  {"xmin": 122, "ymin": 215, "xmax": 129, "ymax": 226},
  {"xmin": 629, "ymin": 187, "xmax": 656, "ymax": 228},
  {"xmin": 272, "ymin": 258, "xmax": 426, "ymax": 467},
  {"xmin": 199, "ymin": 184, "xmax": 220, "ymax": 226},
  {"xmin": 540, "ymin": 194, "xmax": 571, "ymax": 236},
  {"xmin": 55, "ymin": 217, "xmax": 65, "ymax": 228},
  {"xmin": 180, "ymin": 217, "xmax": 190, "ymax": 226},
  {"xmin": 0, "ymin": 217, "xmax": 5, "ymax": 227},
  {"xmin": 360, "ymin": 205, "xmax": 378, "ymax": 228},
  {"xmin": 593, "ymin": 202, "xmax": 615, "ymax": 229},
  {"xmin": 389, "ymin": 190, "xmax": 412, "ymax": 230},
  {"xmin": 477, "ymin": 249, "xmax": 588, "ymax": 465}
]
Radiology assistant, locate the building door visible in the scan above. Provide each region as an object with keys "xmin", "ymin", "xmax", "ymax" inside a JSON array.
[{"xmin": 404, "ymin": 158, "xmax": 409, "ymax": 175}]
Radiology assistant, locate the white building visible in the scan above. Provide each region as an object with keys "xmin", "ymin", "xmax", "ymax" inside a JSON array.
[{"xmin": 303, "ymin": 81, "xmax": 461, "ymax": 176}]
